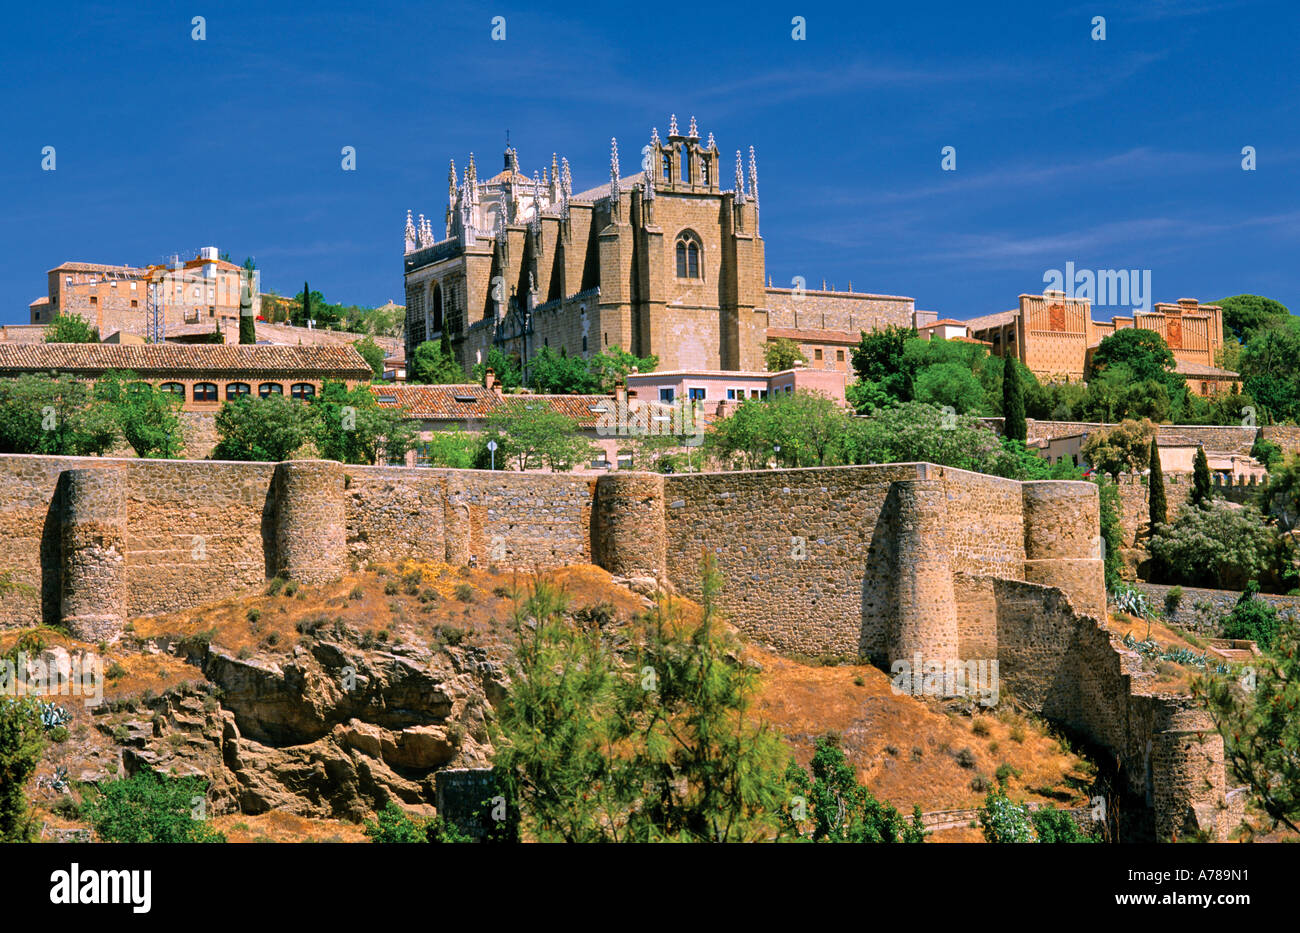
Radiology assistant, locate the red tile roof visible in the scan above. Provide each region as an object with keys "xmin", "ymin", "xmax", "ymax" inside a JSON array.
[
  {"xmin": 0, "ymin": 343, "xmax": 372, "ymax": 378},
  {"xmin": 370, "ymin": 384, "xmax": 620, "ymax": 428},
  {"xmin": 766, "ymin": 327, "xmax": 860, "ymax": 345}
]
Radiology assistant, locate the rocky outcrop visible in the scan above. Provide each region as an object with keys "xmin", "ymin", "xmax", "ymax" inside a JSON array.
[{"xmin": 102, "ymin": 629, "xmax": 510, "ymax": 821}]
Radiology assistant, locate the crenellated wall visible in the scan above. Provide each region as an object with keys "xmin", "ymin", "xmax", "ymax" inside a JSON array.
[{"xmin": 0, "ymin": 453, "xmax": 1233, "ymax": 839}]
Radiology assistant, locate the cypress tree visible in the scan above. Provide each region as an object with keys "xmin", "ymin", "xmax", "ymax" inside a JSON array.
[
  {"xmin": 238, "ymin": 279, "xmax": 256, "ymax": 345},
  {"xmin": 303, "ymin": 281, "xmax": 312, "ymax": 325},
  {"xmin": 1002, "ymin": 355, "xmax": 1027, "ymax": 442},
  {"xmin": 1192, "ymin": 445, "xmax": 1213, "ymax": 506},
  {"xmin": 1148, "ymin": 437, "xmax": 1167, "ymax": 528}
]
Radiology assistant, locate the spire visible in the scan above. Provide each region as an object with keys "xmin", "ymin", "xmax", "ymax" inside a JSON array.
[
  {"xmin": 610, "ymin": 137, "xmax": 621, "ymax": 214},
  {"xmin": 448, "ymin": 159, "xmax": 458, "ymax": 203},
  {"xmin": 560, "ymin": 156, "xmax": 572, "ymax": 221},
  {"xmin": 404, "ymin": 209, "xmax": 416, "ymax": 253},
  {"xmin": 734, "ymin": 151, "xmax": 746, "ymax": 204},
  {"xmin": 688, "ymin": 115, "xmax": 698, "ymax": 138},
  {"xmin": 467, "ymin": 152, "xmax": 477, "ymax": 185},
  {"xmin": 510, "ymin": 146, "xmax": 520, "ymax": 173},
  {"xmin": 669, "ymin": 113, "xmax": 678, "ymax": 136},
  {"xmin": 532, "ymin": 171, "xmax": 544, "ymax": 229},
  {"xmin": 650, "ymin": 126, "xmax": 661, "ymax": 147},
  {"xmin": 748, "ymin": 145, "xmax": 760, "ymax": 234},
  {"xmin": 706, "ymin": 131, "xmax": 716, "ymax": 151}
]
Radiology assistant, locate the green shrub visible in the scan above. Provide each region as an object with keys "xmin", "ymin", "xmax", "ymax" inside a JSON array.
[
  {"xmin": 978, "ymin": 789, "xmax": 1033, "ymax": 843},
  {"xmin": 1222, "ymin": 582, "xmax": 1280, "ymax": 651},
  {"xmin": 454, "ymin": 583, "xmax": 475, "ymax": 602},
  {"xmin": 1164, "ymin": 586, "xmax": 1184, "ymax": 618},
  {"xmin": 994, "ymin": 763, "xmax": 1020, "ymax": 785},
  {"xmin": 384, "ymin": 580, "xmax": 399, "ymax": 596},
  {"xmin": 1031, "ymin": 808, "xmax": 1094, "ymax": 843},
  {"xmin": 0, "ymin": 697, "xmax": 45, "ymax": 841},
  {"xmin": 246, "ymin": 608, "xmax": 261, "ymax": 624},
  {"xmin": 81, "ymin": 771, "xmax": 225, "ymax": 843}
]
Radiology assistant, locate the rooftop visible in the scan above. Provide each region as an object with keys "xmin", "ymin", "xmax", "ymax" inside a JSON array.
[{"xmin": 0, "ymin": 343, "xmax": 373, "ymax": 377}]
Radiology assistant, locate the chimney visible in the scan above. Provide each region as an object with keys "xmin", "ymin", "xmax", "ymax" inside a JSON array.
[
  {"xmin": 614, "ymin": 379, "xmax": 627, "ymax": 406},
  {"xmin": 484, "ymin": 368, "xmax": 501, "ymax": 396}
]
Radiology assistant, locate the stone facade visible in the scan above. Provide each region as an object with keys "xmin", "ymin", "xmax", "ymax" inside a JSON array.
[{"xmin": 403, "ymin": 120, "xmax": 913, "ymax": 382}]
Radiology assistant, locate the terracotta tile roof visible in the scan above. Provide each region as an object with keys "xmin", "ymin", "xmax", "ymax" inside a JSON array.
[
  {"xmin": 371, "ymin": 385, "xmax": 672, "ymax": 430},
  {"xmin": 0, "ymin": 343, "xmax": 372, "ymax": 378},
  {"xmin": 920, "ymin": 319, "xmax": 968, "ymax": 328},
  {"xmin": 964, "ymin": 310, "xmax": 1020, "ymax": 331},
  {"xmin": 1175, "ymin": 359, "xmax": 1239, "ymax": 378},
  {"xmin": 766, "ymin": 327, "xmax": 859, "ymax": 345}
]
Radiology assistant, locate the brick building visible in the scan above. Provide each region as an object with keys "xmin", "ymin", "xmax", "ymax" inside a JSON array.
[
  {"xmin": 402, "ymin": 116, "xmax": 922, "ymax": 381},
  {"xmin": 966, "ymin": 291, "xmax": 1236, "ymax": 396},
  {"xmin": 0, "ymin": 343, "xmax": 372, "ymax": 411},
  {"xmin": 29, "ymin": 248, "xmax": 258, "ymax": 342}
]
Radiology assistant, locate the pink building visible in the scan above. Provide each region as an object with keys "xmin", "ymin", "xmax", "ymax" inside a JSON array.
[{"xmin": 624, "ymin": 366, "xmax": 847, "ymax": 411}]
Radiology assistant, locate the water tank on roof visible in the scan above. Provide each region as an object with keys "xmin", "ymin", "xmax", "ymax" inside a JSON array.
[{"xmin": 200, "ymin": 246, "xmax": 219, "ymax": 261}]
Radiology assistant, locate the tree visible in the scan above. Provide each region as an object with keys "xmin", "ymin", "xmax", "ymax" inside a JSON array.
[
  {"xmin": 1240, "ymin": 317, "xmax": 1300, "ymax": 423},
  {"xmin": 527, "ymin": 346, "xmax": 597, "ymax": 394},
  {"xmin": 419, "ymin": 429, "xmax": 485, "ymax": 468},
  {"xmin": 849, "ymin": 325, "xmax": 914, "ymax": 412},
  {"xmin": 0, "ymin": 698, "xmax": 44, "ymax": 842},
  {"xmin": 1196, "ymin": 612, "xmax": 1300, "ymax": 834},
  {"xmin": 94, "ymin": 370, "xmax": 184, "ymax": 459},
  {"xmin": 1095, "ymin": 475, "xmax": 1125, "ymax": 590},
  {"xmin": 913, "ymin": 361, "xmax": 984, "ymax": 414},
  {"xmin": 44, "ymin": 312, "xmax": 98, "ymax": 343},
  {"xmin": 1148, "ymin": 438, "xmax": 1167, "ymax": 528},
  {"xmin": 1147, "ymin": 501, "xmax": 1278, "ymax": 590},
  {"xmin": 845, "ymin": 402, "xmax": 1002, "ymax": 473},
  {"xmin": 1215, "ymin": 294, "xmax": 1291, "ymax": 344},
  {"xmin": 352, "ymin": 336, "xmax": 385, "ymax": 378},
  {"xmin": 303, "ymin": 281, "xmax": 312, "ymax": 324},
  {"xmin": 493, "ymin": 562, "xmax": 793, "ymax": 842},
  {"xmin": 978, "ymin": 788, "xmax": 1033, "ymax": 843},
  {"xmin": 238, "ymin": 276, "xmax": 256, "ymax": 345},
  {"xmin": 1031, "ymin": 808, "xmax": 1094, "ymax": 843},
  {"xmin": 1087, "ymin": 328, "xmax": 1179, "ymax": 389},
  {"xmin": 782, "ymin": 735, "xmax": 925, "ymax": 843},
  {"xmin": 988, "ymin": 438, "xmax": 1082, "ymax": 481},
  {"xmin": 212, "ymin": 394, "xmax": 314, "ymax": 462},
  {"xmin": 1192, "ymin": 445, "xmax": 1213, "ymax": 506},
  {"xmin": 611, "ymin": 556, "xmax": 793, "ymax": 842},
  {"xmin": 483, "ymin": 400, "xmax": 596, "ymax": 471},
  {"xmin": 1080, "ymin": 418, "xmax": 1156, "ymax": 479},
  {"xmin": 1220, "ymin": 582, "xmax": 1280, "ymax": 652},
  {"xmin": 0, "ymin": 374, "xmax": 118, "ymax": 456},
  {"xmin": 765, "ymin": 390, "xmax": 854, "ymax": 467},
  {"xmin": 1002, "ymin": 354, "xmax": 1027, "ymax": 442},
  {"xmin": 472, "ymin": 347, "xmax": 523, "ymax": 391},
  {"xmin": 587, "ymin": 346, "xmax": 658, "ymax": 392},
  {"xmin": 707, "ymin": 398, "xmax": 776, "ymax": 470},
  {"xmin": 81, "ymin": 771, "xmax": 225, "ymax": 842},
  {"xmin": 764, "ymin": 338, "xmax": 807, "ymax": 372},
  {"xmin": 408, "ymin": 337, "xmax": 467, "ymax": 384},
  {"xmin": 310, "ymin": 380, "xmax": 416, "ymax": 465}
]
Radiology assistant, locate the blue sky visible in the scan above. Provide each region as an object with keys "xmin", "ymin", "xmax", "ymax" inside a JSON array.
[{"xmin": 2, "ymin": 0, "xmax": 1296, "ymax": 324}]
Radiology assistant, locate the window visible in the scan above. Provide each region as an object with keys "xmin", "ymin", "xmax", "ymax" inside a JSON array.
[
  {"xmin": 814, "ymin": 348, "xmax": 823, "ymax": 361},
  {"xmin": 837, "ymin": 350, "xmax": 845, "ymax": 362},
  {"xmin": 680, "ymin": 144, "xmax": 691, "ymax": 183},
  {"xmin": 785, "ymin": 385, "xmax": 793, "ymax": 394},
  {"xmin": 89, "ymin": 296, "xmax": 97, "ymax": 305},
  {"xmin": 431, "ymin": 283, "xmax": 444, "ymax": 333},
  {"xmin": 688, "ymin": 387, "xmax": 706, "ymax": 401},
  {"xmin": 291, "ymin": 383, "xmax": 316, "ymax": 400},
  {"xmin": 193, "ymin": 382, "xmax": 218, "ymax": 402},
  {"xmin": 582, "ymin": 335, "xmax": 588, "ymax": 352},
  {"xmin": 674, "ymin": 232, "xmax": 702, "ymax": 279},
  {"xmin": 160, "ymin": 382, "xmax": 185, "ymax": 396},
  {"xmin": 726, "ymin": 388, "xmax": 743, "ymax": 400},
  {"xmin": 258, "ymin": 382, "xmax": 283, "ymax": 397},
  {"xmin": 226, "ymin": 382, "xmax": 251, "ymax": 400},
  {"xmin": 750, "ymin": 389, "xmax": 767, "ymax": 400},
  {"xmin": 130, "ymin": 299, "xmax": 138, "ymax": 308},
  {"xmin": 130, "ymin": 282, "xmax": 137, "ymax": 291},
  {"xmin": 702, "ymin": 158, "xmax": 711, "ymax": 187},
  {"xmin": 1202, "ymin": 382, "xmax": 1209, "ymax": 395},
  {"xmin": 659, "ymin": 388, "xmax": 675, "ymax": 403},
  {"xmin": 661, "ymin": 152, "xmax": 672, "ymax": 181}
]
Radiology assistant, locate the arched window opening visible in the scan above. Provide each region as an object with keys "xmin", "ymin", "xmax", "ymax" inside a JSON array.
[
  {"xmin": 675, "ymin": 231, "xmax": 703, "ymax": 279},
  {"xmin": 431, "ymin": 283, "xmax": 444, "ymax": 334},
  {"xmin": 291, "ymin": 383, "xmax": 316, "ymax": 400},
  {"xmin": 680, "ymin": 144, "xmax": 691, "ymax": 184},
  {"xmin": 259, "ymin": 382, "xmax": 283, "ymax": 397},
  {"xmin": 676, "ymin": 241, "xmax": 687, "ymax": 278},
  {"xmin": 193, "ymin": 382, "xmax": 217, "ymax": 402},
  {"xmin": 226, "ymin": 382, "xmax": 251, "ymax": 400},
  {"xmin": 661, "ymin": 152, "xmax": 672, "ymax": 182}
]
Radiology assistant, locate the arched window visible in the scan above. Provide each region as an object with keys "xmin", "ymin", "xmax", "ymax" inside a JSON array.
[
  {"xmin": 701, "ymin": 157, "xmax": 711, "ymax": 187},
  {"xmin": 680, "ymin": 144, "xmax": 691, "ymax": 184},
  {"xmin": 291, "ymin": 382, "xmax": 316, "ymax": 400},
  {"xmin": 159, "ymin": 382, "xmax": 185, "ymax": 396},
  {"xmin": 259, "ymin": 382, "xmax": 284, "ymax": 397},
  {"xmin": 226, "ymin": 382, "xmax": 251, "ymax": 400},
  {"xmin": 431, "ymin": 283, "xmax": 444, "ymax": 334},
  {"xmin": 193, "ymin": 382, "xmax": 218, "ymax": 402},
  {"xmin": 675, "ymin": 231, "xmax": 702, "ymax": 279},
  {"xmin": 661, "ymin": 152, "xmax": 672, "ymax": 181}
]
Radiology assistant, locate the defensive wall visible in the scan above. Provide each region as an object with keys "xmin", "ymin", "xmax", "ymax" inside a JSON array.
[{"xmin": 0, "ymin": 453, "xmax": 1236, "ymax": 839}]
